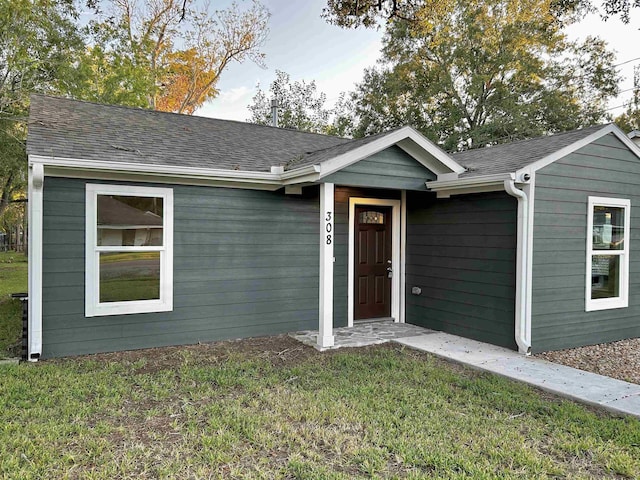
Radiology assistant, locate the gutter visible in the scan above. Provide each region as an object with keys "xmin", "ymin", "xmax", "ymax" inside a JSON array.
[
  {"xmin": 427, "ymin": 173, "xmax": 513, "ymax": 197},
  {"xmin": 503, "ymin": 179, "xmax": 531, "ymax": 355}
]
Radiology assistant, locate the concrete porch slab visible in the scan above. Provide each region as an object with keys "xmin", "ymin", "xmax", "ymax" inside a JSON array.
[{"xmin": 290, "ymin": 321, "xmax": 435, "ymax": 350}]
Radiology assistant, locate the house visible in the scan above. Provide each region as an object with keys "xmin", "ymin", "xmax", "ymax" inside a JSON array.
[{"xmin": 25, "ymin": 94, "xmax": 640, "ymax": 359}]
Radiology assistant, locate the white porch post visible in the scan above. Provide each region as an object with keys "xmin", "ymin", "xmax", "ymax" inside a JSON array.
[{"xmin": 318, "ymin": 182, "xmax": 335, "ymax": 348}]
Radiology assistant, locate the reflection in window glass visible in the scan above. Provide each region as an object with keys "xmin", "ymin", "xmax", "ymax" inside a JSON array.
[
  {"xmin": 97, "ymin": 195, "xmax": 163, "ymax": 246},
  {"xmin": 359, "ymin": 211, "xmax": 385, "ymax": 224},
  {"xmin": 592, "ymin": 206, "xmax": 624, "ymax": 250},
  {"xmin": 99, "ymin": 252, "xmax": 160, "ymax": 302},
  {"xmin": 591, "ymin": 255, "xmax": 620, "ymax": 299}
]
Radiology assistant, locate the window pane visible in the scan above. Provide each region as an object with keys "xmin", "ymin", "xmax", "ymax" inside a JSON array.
[
  {"xmin": 592, "ymin": 206, "xmax": 625, "ymax": 250},
  {"xmin": 97, "ymin": 195, "xmax": 163, "ymax": 246},
  {"xmin": 591, "ymin": 255, "xmax": 620, "ymax": 299},
  {"xmin": 100, "ymin": 252, "xmax": 160, "ymax": 303},
  {"xmin": 359, "ymin": 211, "xmax": 385, "ymax": 224}
]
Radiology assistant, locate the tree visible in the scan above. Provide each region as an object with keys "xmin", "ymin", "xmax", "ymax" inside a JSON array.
[
  {"xmin": 323, "ymin": 0, "xmax": 636, "ymax": 26},
  {"xmin": 248, "ymin": 71, "xmax": 339, "ymax": 134},
  {"xmin": 77, "ymin": 0, "xmax": 270, "ymax": 114},
  {"xmin": 0, "ymin": 0, "xmax": 85, "ymax": 219},
  {"xmin": 343, "ymin": 0, "xmax": 619, "ymax": 150},
  {"xmin": 615, "ymin": 65, "xmax": 640, "ymax": 132}
]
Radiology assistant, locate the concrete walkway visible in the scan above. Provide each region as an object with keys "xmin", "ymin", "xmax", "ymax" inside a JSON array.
[
  {"xmin": 290, "ymin": 322, "xmax": 640, "ymax": 418},
  {"xmin": 395, "ymin": 332, "xmax": 640, "ymax": 419}
]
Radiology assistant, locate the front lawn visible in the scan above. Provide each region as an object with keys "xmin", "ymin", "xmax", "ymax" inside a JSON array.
[
  {"xmin": 0, "ymin": 251, "xmax": 27, "ymax": 358},
  {"xmin": 1, "ymin": 336, "xmax": 638, "ymax": 479}
]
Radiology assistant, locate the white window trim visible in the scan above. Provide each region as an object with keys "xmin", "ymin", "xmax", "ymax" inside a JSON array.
[
  {"xmin": 585, "ymin": 196, "xmax": 630, "ymax": 312},
  {"xmin": 85, "ymin": 184, "xmax": 174, "ymax": 317}
]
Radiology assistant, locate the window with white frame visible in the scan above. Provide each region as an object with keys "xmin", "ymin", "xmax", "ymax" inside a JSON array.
[
  {"xmin": 586, "ymin": 196, "xmax": 630, "ymax": 312},
  {"xmin": 85, "ymin": 184, "xmax": 173, "ymax": 317}
]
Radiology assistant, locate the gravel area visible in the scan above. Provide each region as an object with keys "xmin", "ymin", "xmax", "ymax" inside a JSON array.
[{"xmin": 536, "ymin": 338, "xmax": 640, "ymax": 385}]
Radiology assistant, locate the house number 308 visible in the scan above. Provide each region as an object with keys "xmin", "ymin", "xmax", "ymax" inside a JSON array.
[{"xmin": 325, "ymin": 211, "xmax": 333, "ymax": 245}]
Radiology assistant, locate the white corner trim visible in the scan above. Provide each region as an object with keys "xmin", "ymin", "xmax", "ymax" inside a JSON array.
[
  {"xmin": 503, "ymin": 179, "xmax": 531, "ymax": 355},
  {"xmin": 347, "ymin": 197, "xmax": 402, "ymax": 327},
  {"xmin": 85, "ymin": 184, "xmax": 174, "ymax": 317},
  {"xmin": 585, "ymin": 196, "xmax": 630, "ymax": 312},
  {"xmin": 400, "ymin": 191, "xmax": 407, "ymax": 324},
  {"xmin": 318, "ymin": 126, "xmax": 464, "ymax": 179},
  {"xmin": 318, "ymin": 183, "xmax": 335, "ymax": 348},
  {"xmin": 517, "ymin": 124, "xmax": 640, "ymax": 177},
  {"xmin": 524, "ymin": 175, "xmax": 535, "ymax": 353},
  {"xmin": 28, "ymin": 162, "xmax": 44, "ymax": 361}
]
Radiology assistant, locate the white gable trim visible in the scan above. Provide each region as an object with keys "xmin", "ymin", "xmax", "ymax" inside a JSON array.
[
  {"xmin": 516, "ymin": 124, "xmax": 640, "ymax": 177},
  {"xmin": 314, "ymin": 126, "xmax": 464, "ymax": 179}
]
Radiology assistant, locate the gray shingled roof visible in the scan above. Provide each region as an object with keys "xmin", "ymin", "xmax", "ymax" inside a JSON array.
[
  {"xmin": 27, "ymin": 95, "xmax": 350, "ymax": 173},
  {"xmin": 453, "ymin": 124, "xmax": 606, "ymax": 177},
  {"xmin": 285, "ymin": 128, "xmax": 403, "ymax": 170},
  {"xmin": 27, "ymin": 95, "xmax": 611, "ymax": 180}
]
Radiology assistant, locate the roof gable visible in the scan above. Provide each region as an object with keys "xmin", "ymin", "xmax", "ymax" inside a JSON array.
[
  {"xmin": 321, "ymin": 145, "xmax": 437, "ymax": 190},
  {"xmin": 295, "ymin": 126, "xmax": 464, "ymax": 178}
]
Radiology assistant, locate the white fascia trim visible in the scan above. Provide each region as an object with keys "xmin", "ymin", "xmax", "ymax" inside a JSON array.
[
  {"xmin": 281, "ymin": 165, "xmax": 321, "ymax": 185},
  {"xmin": 29, "ymin": 154, "xmax": 282, "ymax": 186},
  {"xmin": 629, "ymin": 130, "xmax": 640, "ymax": 139},
  {"xmin": 28, "ymin": 162, "xmax": 44, "ymax": 361},
  {"xmin": 516, "ymin": 124, "xmax": 640, "ymax": 178},
  {"xmin": 427, "ymin": 173, "xmax": 515, "ymax": 197},
  {"xmin": 317, "ymin": 126, "xmax": 464, "ymax": 179}
]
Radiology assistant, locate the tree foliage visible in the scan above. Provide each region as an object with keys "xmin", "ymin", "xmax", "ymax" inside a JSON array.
[
  {"xmin": 615, "ymin": 65, "xmax": 640, "ymax": 132},
  {"xmin": 324, "ymin": 0, "xmax": 636, "ymax": 26},
  {"xmin": 0, "ymin": 0, "xmax": 85, "ymax": 219},
  {"xmin": 77, "ymin": 0, "xmax": 270, "ymax": 113},
  {"xmin": 248, "ymin": 70, "xmax": 344, "ymax": 134},
  {"xmin": 341, "ymin": 0, "xmax": 619, "ymax": 150}
]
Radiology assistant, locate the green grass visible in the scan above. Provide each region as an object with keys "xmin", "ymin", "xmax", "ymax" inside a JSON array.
[
  {"xmin": 0, "ymin": 251, "xmax": 27, "ymax": 358},
  {"xmin": 100, "ymin": 277, "xmax": 159, "ymax": 302},
  {"xmin": 1, "ymin": 338, "xmax": 639, "ymax": 479}
]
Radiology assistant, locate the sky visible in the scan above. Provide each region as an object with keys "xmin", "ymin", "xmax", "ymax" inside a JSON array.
[{"xmin": 196, "ymin": 0, "xmax": 640, "ymax": 122}]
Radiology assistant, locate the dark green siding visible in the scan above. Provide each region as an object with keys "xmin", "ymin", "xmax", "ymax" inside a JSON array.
[
  {"xmin": 332, "ymin": 187, "xmax": 401, "ymax": 326},
  {"xmin": 405, "ymin": 191, "xmax": 518, "ymax": 349},
  {"xmin": 41, "ymin": 177, "xmax": 320, "ymax": 358},
  {"xmin": 532, "ymin": 133, "xmax": 640, "ymax": 352},
  {"xmin": 322, "ymin": 146, "xmax": 436, "ymax": 190}
]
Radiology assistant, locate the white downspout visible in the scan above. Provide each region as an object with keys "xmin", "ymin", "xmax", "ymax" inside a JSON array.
[{"xmin": 504, "ymin": 179, "xmax": 531, "ymax": 355}]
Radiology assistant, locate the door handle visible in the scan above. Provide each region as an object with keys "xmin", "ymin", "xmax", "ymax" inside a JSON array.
[{"xmin": 386, "ymin": 260, "xmax": 393, "ymax": 278}]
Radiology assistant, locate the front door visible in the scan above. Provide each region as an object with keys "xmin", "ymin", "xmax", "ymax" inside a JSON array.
[{"xmin": 354, "ymin": 205, "xmax": 392, "ymax": 320}]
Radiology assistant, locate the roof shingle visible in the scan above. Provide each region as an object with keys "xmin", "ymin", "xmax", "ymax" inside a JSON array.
[
  {"xmin": 452, "ymin": 125, "xmax": 606, "ymax": 177},
  {"xmin": 27, "ymin": 94, "xmax": 349, "ymax": 173}
]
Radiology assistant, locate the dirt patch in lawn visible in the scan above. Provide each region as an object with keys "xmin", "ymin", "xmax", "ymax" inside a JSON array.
[
  {"xmin": 60, "ymin": 335, "xmax": 419, "ymax": 372},
  {"xmin": 537, "ymin": 338, "xmax": 640, "ymax": 385}
]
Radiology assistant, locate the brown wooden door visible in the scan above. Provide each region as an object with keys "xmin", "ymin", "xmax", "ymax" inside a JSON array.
[{"xmin": 354, "ymin": 205, "xmax": 392, "ymax": 320}]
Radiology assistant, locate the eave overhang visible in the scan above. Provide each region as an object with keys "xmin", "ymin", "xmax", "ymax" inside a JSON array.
[
  {"xmin": 30, "ymin": 126, "xmax": 466, "ymax": 190},
  {"xmin": 426, "ymin": 172, "xmax": 516, "ymax": 198}
]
